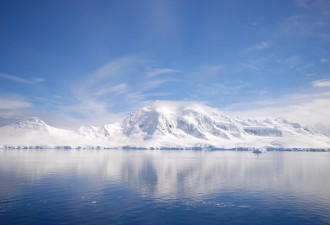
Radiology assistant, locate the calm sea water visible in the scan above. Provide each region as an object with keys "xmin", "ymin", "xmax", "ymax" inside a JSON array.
[{"xmin": 0, "ymin": 150, "xmax": 329, "ymax": 225}]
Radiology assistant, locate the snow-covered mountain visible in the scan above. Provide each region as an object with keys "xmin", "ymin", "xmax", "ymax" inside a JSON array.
[
  {"xmin": 11, "ymin": 117, "xmax": 50, "ymax": 132},
  {"xmin": 75, "ymin": 123, "xmax": 122, "ymax": 139},
  {"xmin": 0, "ymin": 102, "xmax": 329, "ymax": 149}
]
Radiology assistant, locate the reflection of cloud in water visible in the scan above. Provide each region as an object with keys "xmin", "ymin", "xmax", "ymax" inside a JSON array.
[{"xmin": 1, "ymin": 150, "xmax": 330, "ymax": 202}]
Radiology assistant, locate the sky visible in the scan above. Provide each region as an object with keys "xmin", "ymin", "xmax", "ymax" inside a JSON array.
[{"xmin": 0, "ymin": 0, "xmax": 330, "ymax": 128}]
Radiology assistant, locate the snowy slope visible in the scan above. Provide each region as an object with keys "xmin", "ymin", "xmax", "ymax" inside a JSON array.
[
  {"xmin": 0, "ymin": 102, "xmax": 329, "ymax": 149},
  {"xmin": 120, "ymin": 101, "xmax": 329, "ymax": 148},
  {"xmin": 0, "ymin": 117, "xmax": 104, "ymax": 146},
  {"xmin": 75, "ymin": 123, "xmax": 122, "ymax": 139}
]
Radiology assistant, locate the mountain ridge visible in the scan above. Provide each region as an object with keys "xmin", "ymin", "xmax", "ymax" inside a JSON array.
[{"xmin": 0, "ymin": 102, "xmax": 329, "ymax": 149}]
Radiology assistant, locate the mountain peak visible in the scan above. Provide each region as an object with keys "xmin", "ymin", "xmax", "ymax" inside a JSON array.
[
  {"xmin": 120, "ymin": 102, "xmax": 320, "ymax": 144},
  {"xmin": 122, "ymin": 103, "xmax": 236, "ymax": 139},
  {"xmin": 0, "ymin": 103, "xmax": 329, "ymax": 149},
  {"xmin": 12, "ymin": 117, "xmax": 49, "ymax": 131}
]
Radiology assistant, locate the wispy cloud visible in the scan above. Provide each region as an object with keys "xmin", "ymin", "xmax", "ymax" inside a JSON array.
[
  {"xmin": 277, "ymin": 6, "xmax": 330, "ymax": 42},
  {"xmin": 241, "ymin": 62, "xmax": 260, "ymax": 71},
  {"xmin": 0, "ymin": 73, "xmax": 45, "ymax": 84},
  {"xmin": 312, "ymin": 79, "xmax": 330, "ymax": 87},
  {"xmin": 95, "ymin": 83, "xmax": 128, "ymax": 96},
  {"xmin": 276, "ymin": 56, "xmax": 301, "ymax": 68},
  {"xmin": 0, "ymin": 98, "xmax": 31, "ymax": 110},
  {"xmin": 245, "ymin": 42, "xmax": 269, "ymax": 52},
  {"xmin": 143, "ymin": 78, "xmax": 181, "ymax": 91},
  {"xmin": 320, "ymin": 58, "xmax": 330, "ymax": 63},
  {"xmin": 211, "ymin": 83, "xmax": 250, "ymax": 96},
  {"xmin": 197, "ymin": 65, "xmax": 224, "ymax": 76},
  {"xmin": 296, "ymin": 0, "xmax": 309, "ymax": 9},
  {"xmin": 228, "ymin": 96, "xmax": 330, "ymax": 127},
  {"xmin": 0, "ymin": 96, "xmax": 32, "ymax": 124},
  {"xmin": 146, "ymin": 68, "xmax": 178, "ymax": 77},
  {"xmin": 225, "ymin": 79, "xmax": 330, "ymax": 126},
  {"xmin": 189, "ymin": 64, "xmax": 225, "ymax": 82},
  {"xmin": 61, "ymin": 56, "xmax": 182, "ymax": 122},
  {"xmin": 64, "ymin": 56, "xmax": 141, "ymax": 118},
  {"xmin": 305, "ymin": 73, "xmax": 316, "ymax": 77},
  {"xmin": 68, "ymin": 56, "xmax": 146, "ymax": 117}
]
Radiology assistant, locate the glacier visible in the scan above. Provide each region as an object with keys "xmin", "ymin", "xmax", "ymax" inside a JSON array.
[{"xmin": 0, "ymin": 101, "xmax": 329, "ymax": 150}]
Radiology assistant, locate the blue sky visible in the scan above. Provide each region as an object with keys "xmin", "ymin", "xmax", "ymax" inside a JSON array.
[{"xmin": 0, "ymin": 0, "xmax": 330, "ymax": 128}]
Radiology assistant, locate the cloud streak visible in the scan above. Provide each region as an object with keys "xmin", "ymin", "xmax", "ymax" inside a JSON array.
[
  {"xmin": 147, "ymin": 68, "xmax": 178, "ymax": 77},
  {"xmin": 68, "ymin": 56, "xmax": 146, "ymax": 117},
  {"xmin": 0, "ymin": 73, "xmax": 45, "ymax": 84},
  {"xmin": 320, "ymin": 58, "xmax": 330, "ymax": 63},
  {"xmin": 60, "ymin": 56, "xmax": 182, "ymax": 123},
  {"xmin": 95, "ymin": 83, "xmax": 128, "ymax": 96},
  {"xmin": 296, "ymin": 0, "xmax": 309, "ymax": 9},
  {"xmin": 225, "ymin": 80, "xmax": 330, "ymax": 126},
  {"xmin": 312, "ymin": 79, "xmax": 330, "ymax": 87},
  {"xmin": 0, "ymin": 98, "xmax": 31, "ymax": 110},
  {"xmin": 0, "ymin": 96, "xmax": 32, "ymax": 126},
  {"xmin": 245, "ymin": 42, "xmax": 269, "ymax": 52}
]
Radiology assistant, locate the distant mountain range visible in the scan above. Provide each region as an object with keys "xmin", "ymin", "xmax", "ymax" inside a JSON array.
[{"xmin": 0, "ymin": 102, "xmax": 329, "ymax": 149}]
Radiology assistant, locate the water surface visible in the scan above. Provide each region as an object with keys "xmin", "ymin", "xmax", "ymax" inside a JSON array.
[{"xmin": 0, "ymin": 150, "xmax": 329, "ymax": 224}]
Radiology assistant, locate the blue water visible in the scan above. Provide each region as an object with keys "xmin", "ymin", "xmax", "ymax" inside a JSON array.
[{"xmin": 0, "ymin": 150, "xmax": 330, "ymax": 225}]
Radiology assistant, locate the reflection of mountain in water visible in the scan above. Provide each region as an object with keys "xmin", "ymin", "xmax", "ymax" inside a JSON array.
[{"xmin": 1, "ymin": 150, "xmax": 330, "ymax": 201}]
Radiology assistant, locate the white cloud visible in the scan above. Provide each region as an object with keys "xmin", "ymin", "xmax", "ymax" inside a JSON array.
[
  {"xmin": 189, "ymin": 64, "xmax": 225, "ymax": 83},
  {"xmin": 197, "ymin": 65, "xmax": 224, "ymax": 76},
  {"xmin": 0, "ymin": 73, "xmax": 45, "ymax": 84},
  {"xmin": 126, "ymin": 92, "xmax": 146, "ymax": 101},
  {"xmin": 284, "ymin": 97, "xmax": 330, "ymax": 125},
  {"xmin": 245, "ymin": 42, "xmax": 269, "ymax": 52},
  {"xmin": 95, "ymin": 83, "xmax": 128, "ymax": 96},
  {"xmin": 277, "ymin": 56, "xmax": 301, "ymax": 68},
  {"xmin": 277, "ymin": 7, "xmax": 330, "ymax": 42},
  {"xmin": 147, "ymin": 68, "xmax": 178, "ymax": 77},
  {"xmin": 320, "ymin": 58, "xmax": 329, "ymax": 63},
  {"xmin": 312, "ymin": 79, "xmax": 330, "ymax": 87},
  {"xmin": 200, "ymin": 82, "xmax": 250, "ymax": 96},
  {"xmin": 242, "ymin": 62, "xmax": 260, "ymax": 70},
  {"xmin": 143, "ymin": 78, "xmax": 181, "ymax": 91},
  {"xmin": 0, "ymin": 97, "xmax": 32, "ymax": 124},
  {"xmin": 305, "ymin": 73, "xmax": 316, "ymax": 77},
  {"xmin": 226, "ymin": 97, "xmax": 330, "ymax": 126},
  {"xmin": 225, "ymin": 80, "xmax": 330, "ymax": 126},
  {"xmin": 63, "ymin": 56, "xmax": 181, "ymax": 123},
  {"xmin": 296, "ymin": 0, "xmax": 309, "ymax": 8},
  {"xmin": 0, "ymin": 98, "xmax": 31, "ymax": 110},
  {"xmin": 68, "ymin": 56, "xmax": 145, "ymax": 118}
]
